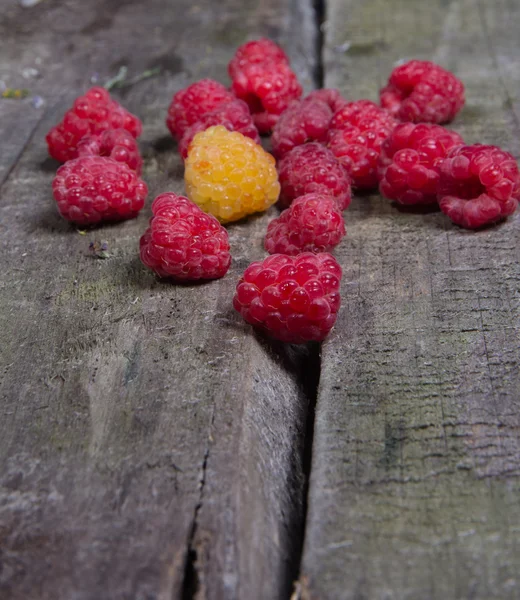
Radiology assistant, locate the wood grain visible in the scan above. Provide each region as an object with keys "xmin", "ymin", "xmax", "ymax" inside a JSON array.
[
  {"xmin": 300, "ymin": 1, "xmax": 520, "ymax": 598},
  {"xmin": 0, "ymin": 1, "xmax": 317, "ymax": 599}
]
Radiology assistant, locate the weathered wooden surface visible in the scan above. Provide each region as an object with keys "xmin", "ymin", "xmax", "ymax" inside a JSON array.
[
  {"xmin": 3, "ymin": 0, "xmax": 520, "ymax": 598},
  {"xmin": 301, "ymin": 0, "xmax": 520, "ymax": 598},
  {"xmin": 0, "ymin": 1, "xmax": 317, "ymax": 599}
]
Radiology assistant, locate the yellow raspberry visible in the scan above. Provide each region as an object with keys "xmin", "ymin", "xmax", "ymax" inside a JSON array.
[{"xmin": 184, "ymin": 125, "xmax": 280, "ymax": 223}]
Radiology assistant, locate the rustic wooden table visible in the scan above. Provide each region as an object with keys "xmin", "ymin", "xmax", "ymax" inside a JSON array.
[{"xmin": 1, "ymin": 0, "xmax": 519, "ymax": 599}]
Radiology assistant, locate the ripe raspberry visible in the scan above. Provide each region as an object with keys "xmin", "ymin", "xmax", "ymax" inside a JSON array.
[
  {"xmin": 380, "ymin": 60, "xmax": 465, "ymax": 124},
  {"xmin": 437, "ymin": 144, "xmax": 520, "ymax": 229},
  {"xmin": 378, "ymin": 123, "xmax": 464, "ymax": 205},
  {"xmin": 78, "ymin": 128, "xmax": 143, "ymax": 174},
  {"xmin": 304, "ymin": 88, "xmax": 348, "ymax": 113},
  {"xmin": 52, "ymin": 156, "xmax": 148, "ymax": 225},
  {"xmin": 271, "ymin": 99, "xmax": 332, "ymax": 159},
  {"xmin": 228, "ymin": 38, "xmax": 289, "ymax": 80},
  {"xmin": 233, "ymin": 253, "xmax": 342, "ymax": 343},
  {"xmin": 166, "ymin": 79, "xmax": 235, "ymax": 139},
  {"xmin": 185, "ymin": 125, "xmax": 280, "ymax": 223},
  {"xmin": 231, "ymin": 61, "xmax": 302, "ymax": 134},
  {"xmin": 178, "ymin": 99, "xmax": 260, "ymax": 160},
  {"xmin": 140, "ymin": 193, "xmax": 231, "ymax": 280},
  {"xmin": 265, "ymin": 194, "xmax": 346, "ymax": 255},
  {"xmin": 328, "ymin": 100, "xmax": 397, "ymax": 189},
  {"xmin": 278, "ymin": 143, "xmax": 351, "ymax": 210},
  {"xmin": 46, "ymin": 87, "xmax": 142, "ymax": 163}
]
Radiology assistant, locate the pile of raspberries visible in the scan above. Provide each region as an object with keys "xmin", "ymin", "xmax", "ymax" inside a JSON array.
[{"xmin": 46, "ymin": 39, "xmax": 520, "ymax": 344}]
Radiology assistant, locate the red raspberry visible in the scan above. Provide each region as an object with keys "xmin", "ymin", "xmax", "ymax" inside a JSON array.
[
  {"xmin": 166, "ymin": 79, "xmax": 235, "ymax": 139},
  {"xmin": 178, "ymin": 99, "xmax": 260, "ymax": 160},
  {"xmin": 46, "ymin": 87, "xmax": 142, "ymax": 163},
  {"xmin": 77, "ymin": 128, "xmax": 143, "ymax": 174},
  {"xmin": 380, "ymin": 60, "xmax": 465, "ymax": 124},
  {"xmin": 233, "ymin": 253, "xmax": 342, "ymax": 343},
  {"xmin": 228, "ymin": 38, "xmax": 289, "ymax": 80},
  {"xmin": 328, "ymin": 100, "xmax": 397, "ymax": 189},
  {"xmin": 231, "ymin": 61, "xmax": 302, "ymax": 134},
  {"xmin": 271, "ymin": 99, "xmax": 332, "ymax": 159},
  {"xmin": 378, "ymin": 123, "xmax": 464, "ymax": 205},
  {"xmin": 278, "ymin": 143, "xmax": 352, "ymax": 210},
  {"xmin": 304, "ymin": 88, "xmax": 348, "ymax": 113},
  {"xmin": 52, "ymin": 156, "xmax": 148, "ymax": 225},
  {"xmin": 265, "ymin": 194, "xmax": 346, "ymax": 255},
  {"xmin": 140, "ymin": 193, "xmax": 231, "ymax": 280},
  {"xmin": 437, "ymin": 144, "xmax": 520, "ymax": 229}
]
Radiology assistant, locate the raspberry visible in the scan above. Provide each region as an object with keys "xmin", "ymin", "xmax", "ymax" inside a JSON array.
[
  {"xmin": 437, "ymin": 144, "xmax": 520, "ymax": 229},
  {"xmin": 78, "ymin": 128, "xmax": 143, "ymax": 174},
  {"xmin": 52, "ymin": 156, "xmax": 148, "ymax": 225},
  {"xmin": 378, "ymin": 123, "xmax": 464, "ymax": 205},
  {"xmin": 46, "ymin": 87, "xmax": 142, "ymax": 163},
  {"xmin": 228, "ymin": 38, "xmax": 289, "ymax": 80},
  {"xmin": 140, "ymin": 193, "xmax": 231, "ymax": 280},
  {"xmin": 178, "ymin": 99, "xmax": 260, "ymax": 160},
  {"xmin": 380, "ymin": 60, "xmax": 465, "ymax": 124},
  {"xmin": 278, "ymin": 143, "xmax": 352, "ymax": 210},
  {"xmin": 231, "ymin": 61, "xmax": 302, "ymax": 134},
  {"xmin": 233, "ymin": 253, "xmax": 342, "ymax": 343},
  {"xmin": 265, "ymin": 194, "xmax": 346, "ymax": 255},
  {"xmin": 304, "ymin": 88, "xmax": 348, "ymax": 113},
  {"xmin": 185, "ymin": 125, "xmax": 280, "ymax": 223},
  {"xmin": 271, "ymin": 99, "xmax": 332, "ymax": 159},
  {"xmin": 328, "ymin": 100, "xmax": 397, "ymax": 189},
  {"xmin": 166, "ymin": 79, "xmax": 235, "ymax": 139}
]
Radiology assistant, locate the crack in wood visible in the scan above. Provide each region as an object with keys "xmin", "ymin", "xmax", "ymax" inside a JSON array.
[
  {"xmin": 181, "ymin": 408, "xmax": 215, "ymax": 600},
  {"xmin": 290, "ymin": 344, "xmax": 321, "ymax": 598}
]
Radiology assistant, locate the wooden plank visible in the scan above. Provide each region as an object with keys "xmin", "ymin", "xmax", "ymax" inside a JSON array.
[
  {"xmin": 0, "ymin": 1, "xmax": 318, "ymax": 599},
  {"xmin": 301, "ymin": 0, "xmax": 520, "ymax": 598}
]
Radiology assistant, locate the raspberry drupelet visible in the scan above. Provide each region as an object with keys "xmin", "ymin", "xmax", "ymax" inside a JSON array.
[
  {"xmin": 140, "ymin": 193, "xmax": 231, "ymax": 280},
  {"xmin": 278, "ymin": 143, "xmax": 352, "ymax": 210},
  {"xmin": 271, "ymin": 99, "xmax": 332, "ymax": 159},
  {"xmin": 228, "ymin": 38, "xmax": 290, "ymax": 80},
  {"xmin": 52, "ymin": 156, "xmax": 148, "ymax": 225},
  {"xmin": 166, "ymin": 79, "xmax": 235, "ymax": 140},
  {"xmin": 78, "ymin": 128, "xmax": 143, "ymax": 174},
  {"xmin": 329, "ymin": 99, "xmax": 387, "ymax": 129},
  {"xmin": 185, "ymin": 126, "xmax": 280, "ymax": 223},
  {"xmin": 233, "ymin": 253, "xmax": 342, "ymax": 343},
  {"xmin": 265, "ymin": 194, "xmax": 346, "ymax": 256},
  {"xmin": 378, "ymin": 123, "xmax": 464, "ymax": 205},
  {"xmin": 46, "ymin": 87, "xmax": 142, "ymax": 163},
  {"xmin": 437, "ymin": 144, "xmax": 520, "ymax": 229},
  {"xmin": 230, "ymin": 61, "xmax": 302, "ymax": 134},
  {"xmin": 178, "ymin": 99, "xmax": 260, "ymax": 160},
  {"xmin": 380, "ymin": 60, "xmax": 465, "ymax": 124},
  {"xmin": 327, "ymin": 100, "xmax": 397, "ymax": 189}
]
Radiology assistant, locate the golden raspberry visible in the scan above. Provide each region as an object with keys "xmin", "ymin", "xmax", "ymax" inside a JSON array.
[{"xmin": 184, "ymin": 125, "xmax": 280, "ymax": 223}]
